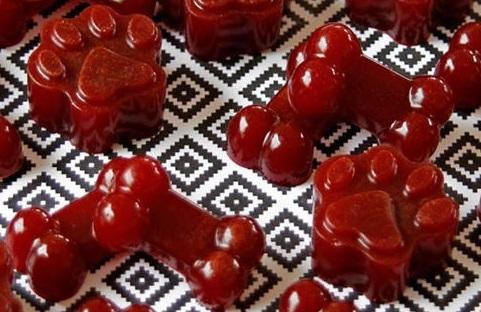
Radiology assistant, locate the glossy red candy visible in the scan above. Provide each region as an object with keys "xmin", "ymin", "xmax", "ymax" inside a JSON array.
[
  {"xmin": 91, "ymin": 0, "xmax": 157, "ymax": 16},
  {"xmin": 6, "ymin": 156, "xmax": 265, "ymax": 309},
  {"xmin": 0, "ymin": 115, "xmax": 23, "ymax": 179},
  {"xmin": 227, "ymin": 23, "xmax": 454, "ymax": 186},
  {"xmin": 435, "ymin": 22, "xmax": 481, "ymax": 110},
  {"xmin": 184, "ymin": 0, "xmax": 283, "ymax": 60},
  {"xmin": 0, "ymin": 241, "xmax": 22, "ymax": 312},
  {"xmin": 77, "ymin": 297, "xmax": 155, "ymax": 312},
  {"xmin": 312, "ymin": 145, "xmax": 459, "ymax": 302},
  {"xmin": 27, "ymin": 5, "xmax": 166, "ymax": 153},
  {"xmin": 279, "ymin": 279, "xmax": 357, "ymax": 312},
  {"xmin": 0, "ymin": 0, "xmax": 55, "ymax": 48},
  {"xmin": 346, "ymin": 0, "xmax": 473, "ymax": 45}
]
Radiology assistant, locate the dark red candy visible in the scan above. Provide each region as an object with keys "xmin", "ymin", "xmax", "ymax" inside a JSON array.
[
  {"xmin": 8, "ymin": 156, "xmax": 265, "ymax": 309},
  {"xmin": 5, "ymin": 207, "xmax": 59, "ymax": 273},
  {"xmin": 27, "ymin": 5, "xmax": 166, "ymax": 153},
  {"xmin": 312, "ymin": 145, "xmax": 459, "ymax": 302},
  {"xmin": 346, "ymin": 0, "xmax": 473, "ymax": 45},
  {"xmin": 279, "ymin": 279, "xmax": 357, "ymax": 312},
  {"xmin": 77, "ymin": 297, "xmax": 155, "ymax": 311},
  {"xmin": 0, "ymin": 115, "xmax": 23, "ymax": 179},
  {"xmin": 0, "ymin": 0, "xmax": 55, "ymax": 48},
  {"xmin": 26, "ymin": 233, "xmax": 87, "ymax": 302},
  {"xmin": 227, "ymin": 23, "xmax": 453, "ymax": 186},
  {"xmin": 436, "ymin": 22, "xmax": 481, "ymax": 110},
  {"xmin": 183, "ymin": 0, "xmax": 283, "ymax": 60},
  {"xmin": 91, "ymin": 0, "xmax": 157, "ymax": 16}
]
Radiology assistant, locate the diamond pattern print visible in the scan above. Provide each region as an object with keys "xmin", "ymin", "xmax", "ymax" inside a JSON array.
[{"xmin": 0, "ymin": 0, "xmax": 481, "ymax": 311}]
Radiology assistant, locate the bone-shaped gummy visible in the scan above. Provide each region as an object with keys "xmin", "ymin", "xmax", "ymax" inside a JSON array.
[
  {"xmin": 346, "ymin": 0, "xmax": 473, "ymax": 45},
  {"xmin": 5, "ymin": 156, "xmax": 265, "ymax": 310},
  {"xmin": 227, "ymin": 23, "xmax": 454, "ymax": 186}
]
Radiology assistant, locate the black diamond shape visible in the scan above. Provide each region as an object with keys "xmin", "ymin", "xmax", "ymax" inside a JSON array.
[
  {"xmin": 28, "ymin": 191, "xmax": 59, "ymax": 209},
  {"xmin": 397, "ymin": 48, "xmax": 423, "ymax": 66},
  {"xmin": 165, "ymin": 65, "xmax": 220, "ymax": 122},
  {"xmin": 171, "ymin": 81, "xmax": 199, "ymax": 105},
  {"xmin": 264, "ymin": 209, "xmax": 310, "ymax": 271},
  {"xmin": 105, "ymin": 252, "xmax": 182, "ymax": 305},
  {"xmin": 195, "ymin": 99, "xmax": 241, "ymax": 148},
  {"xmin": 159, "ymin": 136, "xmax": 224, "ymax": 195},
  {"xmin": 375, "ymin": 42, "xmax": 442, "ymax": 77},
  {"xmin": 5, "ymin": 172, "xmax": 75, "ymax": 212},
  {"xmin": 436, "ymin": 133, "xmax": 481, "ymax": 190},
  {"xmin": 201, "ymin": 172, "xmax": 274, "ymax": 218},
  {"xmin": 174, "ymin": 154, "xmax": 202, "ymax": 176},
  {"xmin": 455, "ymin": 150, "xmax": 481, "ymax": 175},
  {"xmin": 127, "ymin": 267, "xmax": 159, "ymax": 293},
  {"xmin": 273, "ymin": 228, "xmax": 302, "ymax": 254}
]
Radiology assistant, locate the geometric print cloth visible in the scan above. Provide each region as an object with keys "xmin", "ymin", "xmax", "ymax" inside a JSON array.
[{"xmin": 0, "ymin": 0, "xmax": 481, "ymax": 311}]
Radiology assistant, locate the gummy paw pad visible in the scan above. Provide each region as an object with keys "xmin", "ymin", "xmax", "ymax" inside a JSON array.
[
  {"xmin": 312, "ymin": 145, "xmax": 459, "ymax": 302},
  {"xmin": 27, "ymin": 5, "xmax": 166, "ymax": 153}
]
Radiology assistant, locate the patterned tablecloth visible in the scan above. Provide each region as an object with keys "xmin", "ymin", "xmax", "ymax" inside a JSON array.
[{"xmin": 1, "ymin": 0, "xmax": 481, "ymax": 311}]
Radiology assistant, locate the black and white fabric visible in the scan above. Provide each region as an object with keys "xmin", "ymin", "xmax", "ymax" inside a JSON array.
[{"xmin": 1, "ymin": 0, "xmax": 481, "ymax": 311}]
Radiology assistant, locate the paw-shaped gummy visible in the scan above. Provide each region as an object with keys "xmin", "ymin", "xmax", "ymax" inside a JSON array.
[
  {"xmin": 6, "ymin": 156, "xmax": 265, "ymax": 309},
  {"xmin": 27, "ymin": 5, "xmax": 166, "ymax": 153},
  {"xmin": 227, "ymin": 23, "xmax": 453, "ymax": 186},
  {"xmin": 436, "ymin": 22, "xmax": 481, "ymax": 110},
  {"xmin": 184, "ymin": 0, "xmax": 283, "ymax": 59},
  {"xmin": 346, "ymin": 0, "xmax": 472, "ymax": 45},
  {"xmin": 312, "ymin": 145, "xmax": 458, "ymax": 302}
]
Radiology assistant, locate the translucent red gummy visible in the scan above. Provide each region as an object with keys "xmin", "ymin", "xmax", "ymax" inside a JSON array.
[
  {"xmin": 435, "ymin": 22, "xmax": 481, "ymax": 110},
  {"xmin": 0, "ymin": 115, "xmax": 23, "ymax": 179},
  {"xmin": 279, "ymin": 279, "xmax": 357, "ymax": 312},
  {"xmin": 5, "ymin": 156, "xmax": 265, "ymax": 309},
  {"xmin": 346, "ymin": 0, "xmax": 473, "ymax": 45},
  {"xmin": 0, "ymin": 0, "xmax": 55, "ymax": 48},
  {"xmin": 77, "ymin": 297, "xmax": 154, "ymax": 312},
  {"xmin": 27, "ymin": 5, "xmax": 166, "ymax": 153},
  {"xmin": 312, "ymin": 145, "xmax": 459, "ymax": 302},
  {"xmin": 227, "ymin": 23, "xmax": 454, "ymax": 186},
  {"xmin": 184, "ymin": 0, "xmax": 284, "ymax": 60},
  {"xmin": 0, "ymin": 241, "xmax": 22, "ymax": 312}
]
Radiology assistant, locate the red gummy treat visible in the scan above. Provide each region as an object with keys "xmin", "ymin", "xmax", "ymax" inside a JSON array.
[
  {"xmin": 346, "ymin": 0, "xmax": 473, "ymax": 46},
  {"xmin": 227, "ymin": 23, "xmax": 453, "ymax": 186},
  {"xmin": 435, "ymin": 22, "xmax": 481, "ymax": 110},
  {"xmin": 91, "ymin": 0, "xmax": 158, "ymax": 16},
  {"xmin": 279, "ymin": 279, "xmax": 357, "ymax": 312},
  {"xmin": 6, "ymin": 156, "xmax": 265, "ymax": 309},
  {"xmin": 312, "ymin": 145, "xmax": 459, "ymax": 302},
  {"xmin": 0, "ymin": 115, "xmax": 23, "ymax": 179},
  {"xmin": 0, "ymin": 0, "xmax": 55, "ymax": 48},
  {"xmin": 27, "ymin": 5, "xmax": 166, "ymax": 153},
  {"xmin": 0, "ymin": 241, "xmax": 23, "ymax": 312},
  {"xmin": 77, "ymin": 297, "xmax": 155, "ymax": 312},
  {"xmin": 184, "ymin": 0, "xmax": 283, "ymax": 60}
]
